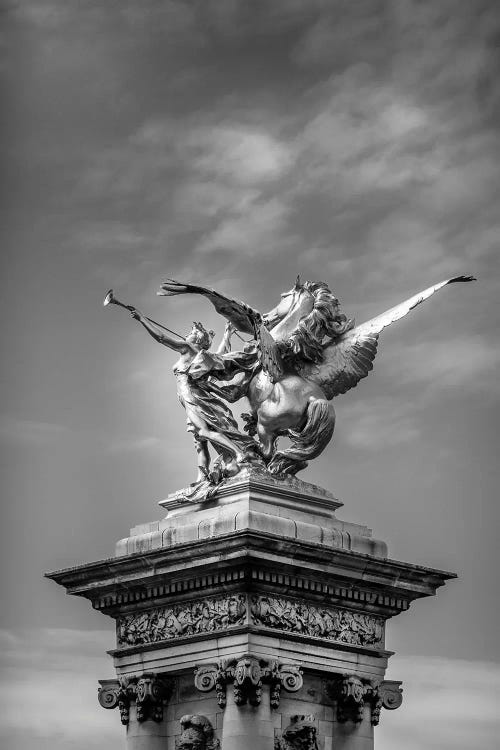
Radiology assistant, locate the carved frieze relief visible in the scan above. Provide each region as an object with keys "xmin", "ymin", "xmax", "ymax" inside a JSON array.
[
  {"xmin": 117, "ymin": 594, "xmax": 246, "ymax": 646},
  {"xmin": 251, "ymin": 595, "xmax": 384, "ymax": 648},
  {"xmin": 98, "ymin": 673, "xmax": 174, "ymax": 725},
  {"xmin": 195, "ymin": 657, "xmax": 303, "ymax": 709}
]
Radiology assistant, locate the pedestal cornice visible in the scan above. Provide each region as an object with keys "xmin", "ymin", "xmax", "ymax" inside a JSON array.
[
  {"xmin": 46, "ymin": 529, "xmax": 455, "ymax": 616},
  {"xmin": 46, "ymin": 473, "xmax": 455, "ymax": 749}
]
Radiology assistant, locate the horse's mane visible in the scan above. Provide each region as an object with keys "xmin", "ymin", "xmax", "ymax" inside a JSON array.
[{"xmin": 284, "ymin": 281, "xmax": 354, "ymax": 363}]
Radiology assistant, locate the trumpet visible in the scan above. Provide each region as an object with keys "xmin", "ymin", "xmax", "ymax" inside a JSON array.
[{"xmin": 103, "ymin": 289, "xmax": 185, "ymax": 340}]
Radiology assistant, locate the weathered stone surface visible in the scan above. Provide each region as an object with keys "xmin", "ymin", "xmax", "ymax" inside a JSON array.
[
  {"xmin": 117, "ymin": 469, "xmax": 386, "ymax": 559},
  {"xmin": 48, "ymin": 474, "xmax": 454, "ymax": 749}
]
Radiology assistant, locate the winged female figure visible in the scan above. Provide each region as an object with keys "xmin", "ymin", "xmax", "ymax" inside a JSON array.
[
  {"xmin": 127, "ymin": 309, "xmax": 260, "ymax": 485},
  {"xmin": 158, "ymin": 275, "xmax": 475, "ymax": 476}
]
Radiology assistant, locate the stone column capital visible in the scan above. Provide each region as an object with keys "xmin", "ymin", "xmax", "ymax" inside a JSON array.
[
  {"xmin": 194, "ymin": 656, "xmax": 303, "ymax": 709},
  {"xmin": 325, "ymin": 674, "xmax": 403, "ymax": 725},
  {"xmin": 98, "ymin": 673, "xmax": 174, "ymax": 725}
]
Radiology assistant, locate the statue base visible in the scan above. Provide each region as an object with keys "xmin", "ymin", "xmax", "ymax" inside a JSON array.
[{"xmin": 47, "ymin": 469, "xmax": 455, "ymax": 749}]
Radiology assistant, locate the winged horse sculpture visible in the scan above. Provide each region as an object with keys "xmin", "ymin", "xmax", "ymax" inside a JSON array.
[{"xmin": 158, "ymin": 275, "xmax": 475, "ymax": 477}]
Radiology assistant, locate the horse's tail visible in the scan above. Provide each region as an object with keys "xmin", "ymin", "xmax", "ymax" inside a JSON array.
[{"xmin": 267, "ymin": 397, "xmax": 335, "ymax": 476}]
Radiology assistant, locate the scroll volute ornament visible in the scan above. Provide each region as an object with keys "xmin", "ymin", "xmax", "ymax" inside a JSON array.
[
  {"xmin": 194, "ymin": 658, "xmax": 303, "ymax": 709},
  {"xmin": 367, "ymin": 680, "xmax": 403, "ymax": 726},
  {"xmin": 98, "ymin": 676, "xmax": 135, "ymax": 725},
  {"xmin": 325, "ymin": 674, "xmax": 403, "ymax": 725},
  {"xmin": 98, "ymin": 673, "xmax": 173, "ymax": 725},
  {"xmin": 233, "ymin": 656, "xmax": 263, "ymax": 706},
  {"xmin": 135, "ymin": 674, "xmax": 171, "ymax": 722},
  {"xmin": 194, "ymin": 663, "xmax": 229, "ymax": 708}
]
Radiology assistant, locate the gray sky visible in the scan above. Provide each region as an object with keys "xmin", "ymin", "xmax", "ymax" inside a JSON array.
[{"xmin": 1, "ymin": 1, "xmax": 499, "ymax": 748}]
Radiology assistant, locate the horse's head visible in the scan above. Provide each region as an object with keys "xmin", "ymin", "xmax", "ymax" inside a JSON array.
[{"xmin": 262, "ymin": 276, "xmax": 315, "ymax": 341}]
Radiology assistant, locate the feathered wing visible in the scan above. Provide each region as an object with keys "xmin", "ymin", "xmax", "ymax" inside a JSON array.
[
  {"xmin": 158, "ymin": 278, "xmax": 285, "ymax": 380},
  {"xmin": 255, "ymin": 322, "xmax": 285, "ymax": 383},
  {"xmin": 301, "ymin": 275, "xmax": 475, "ymax": 399},
  {"xmin": 158, "ymin": 278, "xmax": 261, "ymax": 335}
]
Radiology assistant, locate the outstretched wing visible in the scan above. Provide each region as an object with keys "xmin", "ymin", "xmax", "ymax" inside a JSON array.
[
  {"xmin": 301, "ymin": 275, "xmax": 475, "ymax": 399},
  {"xmin": 158, "ymin": 278, "xmax": 261, "ymax": 335}
]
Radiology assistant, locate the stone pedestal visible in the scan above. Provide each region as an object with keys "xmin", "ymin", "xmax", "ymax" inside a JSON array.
[{"xmin": 47, "ymin": 469, "xmax": 454, "ymax": 749}]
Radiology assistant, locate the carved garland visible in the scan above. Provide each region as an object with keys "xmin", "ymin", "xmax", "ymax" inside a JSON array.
[
  {"xmin": 194, "ymin": 656, "xmax": 303, "ymax": 709},
  {"xmin": 251, "ymin": 595, "xmax": 384, "ymax": 647},
  {"xmin": 98, "ymin": 673, "xmax": 174, "ymax": 725},
  {"xmin": 325, "ymin": 675, "xmax": 403, "ymax": 725}
]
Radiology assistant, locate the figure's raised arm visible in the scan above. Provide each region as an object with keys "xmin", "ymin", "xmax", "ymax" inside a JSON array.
[
  {"xmin": 131, "ymin": 309, "xmax": 192, "ymax": 353},
  {"xmin": 215, "ymin": 321, "xmax": 236, "ymax": 354}
]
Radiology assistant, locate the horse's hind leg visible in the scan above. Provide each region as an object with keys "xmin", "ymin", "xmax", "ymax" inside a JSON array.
[
  {"xmin": 268, "ymin": 397, "xmax": 336, "ymax": 475},
  {"xmin": 257, "ymin": 422, "xmax": 277, "ymax": 461}
]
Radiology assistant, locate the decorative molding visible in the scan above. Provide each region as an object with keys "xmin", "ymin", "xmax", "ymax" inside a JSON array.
[
  {"xmin": 98, "ymin": 673, "xmax": 173, "ymax": 725},
  {"xmin": 194, "ymin": 657, "xmax": 303, "ymax": 709},
  {"xmin": 94, "ymin": 566, "xmax": 409, "ymax": 615},
  {"xmin": 275, "ymin": 715, "xmax": 319, "ymax": 750},
  {"xmin": 325, "ymin": 675, "xmax": 403, "ymax": 725},
  {"xmin": 176, "ymin": 715, "xmax": 220, "ymax": 750},
  {"xmin": 117, "ymin": 594, "xmax": 246, "ymax": 646},
  {"xmin": 251, "ymin": 595, "xmax": 384, "ymax": 647}
]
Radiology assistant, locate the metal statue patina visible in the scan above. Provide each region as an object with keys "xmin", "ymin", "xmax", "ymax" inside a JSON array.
[{"xmin": 105, "ymin": 275, "xmax": 474, "ymax": 494}]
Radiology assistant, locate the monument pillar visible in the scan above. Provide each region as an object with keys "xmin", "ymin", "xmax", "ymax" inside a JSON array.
[{"xmin": 47, "ymin": 468, "xmax": 453, "ymax": 748}]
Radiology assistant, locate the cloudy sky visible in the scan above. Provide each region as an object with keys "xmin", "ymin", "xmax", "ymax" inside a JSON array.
[{"xmin": 1, "ymin": 1, "xmax": 499, "ymax": 748}]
